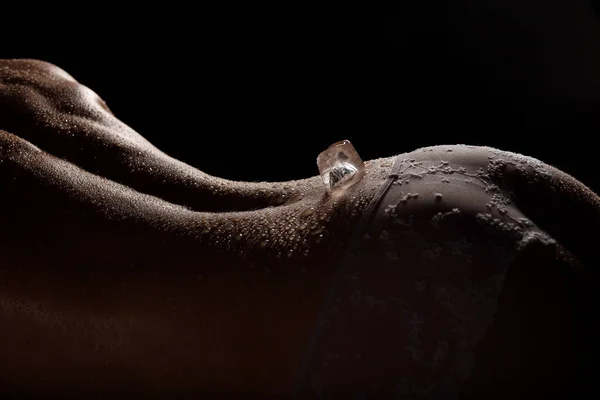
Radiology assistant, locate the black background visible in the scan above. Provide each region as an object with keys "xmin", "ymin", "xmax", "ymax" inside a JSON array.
[{"xmin": 3, "ymin": 7, "xmax": 600, "ymax": 193}]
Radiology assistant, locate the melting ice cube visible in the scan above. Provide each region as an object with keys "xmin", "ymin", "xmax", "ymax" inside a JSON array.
[{"xmin": 317, "ymin": 140, "xmax": 365, "ymax": 193}]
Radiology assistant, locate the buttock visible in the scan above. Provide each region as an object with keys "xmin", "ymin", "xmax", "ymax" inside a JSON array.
[{"xmin": 293, "ymin": 147, "xmax": 591, "ymax": 399}]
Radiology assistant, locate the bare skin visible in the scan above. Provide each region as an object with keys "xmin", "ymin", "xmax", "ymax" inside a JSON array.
[
  {"xmin": 0, "ymin": 59, "xmax": 392, "ymax": 397},
  {"xmin": 0, "ymin": 60, "xmax": 598, "ymax": 398}
]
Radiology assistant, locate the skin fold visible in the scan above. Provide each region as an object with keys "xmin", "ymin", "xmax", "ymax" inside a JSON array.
[{"xmin": 0, "ymin": 60, "xmax": 598, "ymax": 398}]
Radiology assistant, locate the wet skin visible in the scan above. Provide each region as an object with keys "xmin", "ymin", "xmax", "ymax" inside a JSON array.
[{"xmin": 0, "ymin": 60, "xmax": 598, "ymax": 398}]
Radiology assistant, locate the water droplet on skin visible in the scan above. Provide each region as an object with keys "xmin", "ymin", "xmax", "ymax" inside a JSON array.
[
  {"xmin": 259, "ymin": 240, "xmax": 269, "ymax": 248},
  {"xmin": 286, "ymin": 192, "xmax": 304, "ymax": 203},
  {"xmin": 435, "ymin": 193, "xmax": 443, "ymax": 201},
  {"xmin": 287, "ymin": 250, "xmax": 294, "ymax": 258},
  {"xmin": 311, "ymin": 226, "xmax": 325, "ymax": 235},
  {"xmin": 300, "ymin": 207, "xmax": 315, "ymax": 218}
]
